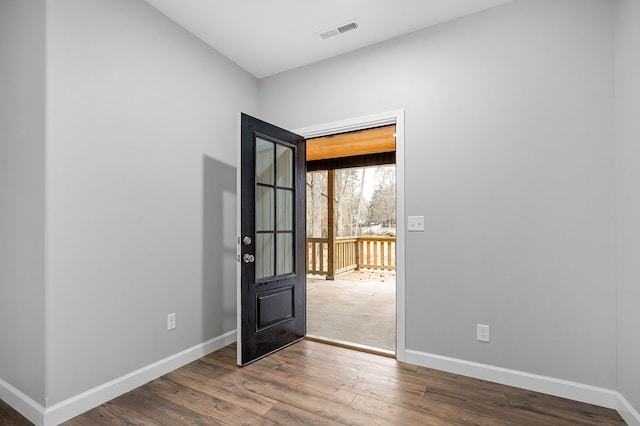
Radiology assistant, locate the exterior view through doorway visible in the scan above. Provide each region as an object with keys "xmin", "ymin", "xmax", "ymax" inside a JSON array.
[
  {"xmin": 304, "ymin": 125, "xmax": 397, "ymax": 354},
  {"xmin": 293, "ymin": 109, "xmax": 406, "ymax": 362}
]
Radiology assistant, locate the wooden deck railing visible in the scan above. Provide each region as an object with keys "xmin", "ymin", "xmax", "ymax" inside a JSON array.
[
  {"xmin": 306, "ymin": 236, "xmax": 396, "ymax": 277},
  {"xmin": 357, "ymin": 236, "xmax": 396, "ymax": 271},
  {"xmin": 306, "ymin": 237, "xmax": 329, "ymax": 276},
  {"xmin": 335, "ymin": 237, "xmax": 358, "ymax": 275}
]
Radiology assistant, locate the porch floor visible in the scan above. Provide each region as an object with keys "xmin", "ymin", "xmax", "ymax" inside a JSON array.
[{"xmin": 306, "ymin": 269, "xmax": 396, "ymax": 352}]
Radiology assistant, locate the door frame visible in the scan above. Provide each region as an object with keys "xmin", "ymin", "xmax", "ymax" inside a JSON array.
[{"xmin": 293, "ymin": 109, "xmax": 406, "ymax": 362}]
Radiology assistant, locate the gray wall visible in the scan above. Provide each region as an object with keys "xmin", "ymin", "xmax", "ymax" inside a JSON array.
[
  {"xmin": 614, "ymin": 0, "xmax": 640, "ymax": 411},
  {"xmin": 0, "ymin": 0, "xmax": 46, "ymax": 406},
  {"xmin": 45, "ymin": 0, "xmax": 257, "ymax": 405},
  {"xmin": 260, "ymin": 0, "xmax": 617, "ymax": 389}
]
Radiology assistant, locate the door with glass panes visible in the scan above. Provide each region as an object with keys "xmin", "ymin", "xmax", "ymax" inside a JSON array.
[{"xmin": 237, "ymin": 113, "xmax": 306, "ymax": 366}]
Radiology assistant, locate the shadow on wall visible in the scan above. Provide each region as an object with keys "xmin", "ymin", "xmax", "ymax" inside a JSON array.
[{"xmin": 203, "ymin": 156, "xmax": 237, "ymax": 341}]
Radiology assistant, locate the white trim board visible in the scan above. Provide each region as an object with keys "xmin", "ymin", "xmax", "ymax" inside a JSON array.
[
  {"xmin": 295, "ymin": 110, "xmax": 400, "ymax": 139},
  {"xmin": 2, "ymin": 330, "xmax": 236, "ymax": 426},
  {"xmin": 294, "ymin": 109, "xmax": 406, "ymax": 362},
  {"xmin": 405, "ymin": 349, "xmax": 640, "ymax": 425},
  {"xmin": 0, "ymin": 379, "xmax": 45, "ymax": 426},
  {"xmin": 618, "ymin": 396, "xmax": 640, "ymax": 426}
]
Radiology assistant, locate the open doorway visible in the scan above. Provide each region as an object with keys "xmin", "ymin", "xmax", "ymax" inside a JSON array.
[{"xmin": 304, "ymin": 125, "xmax": 397, "ymax": 354}]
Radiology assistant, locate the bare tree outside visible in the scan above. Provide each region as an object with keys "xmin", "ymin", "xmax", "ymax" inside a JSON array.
[
  {"xmin": 306, "ymin": 165, "xmax": 396, "ymax": 238},
  {"xmin": 367, "ymin": 166, "xmax": 396, "ymax": 233},
  {"xmin": 306, "ymin": 171, "xmax": 327, "ymax": 237}
]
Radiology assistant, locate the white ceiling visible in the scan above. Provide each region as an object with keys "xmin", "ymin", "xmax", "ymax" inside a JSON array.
[{"xmin": 144, "ymin": 0, "xmax": 512, "ymax": 79}]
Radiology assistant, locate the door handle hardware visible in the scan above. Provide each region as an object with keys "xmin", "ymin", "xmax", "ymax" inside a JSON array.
[
  {"xmin": 243, "ymin": 254, "xmax": 255, "ymax": 263},
  {"xmin": 243, "ymin": 236, "xmax": 252, "ymax": 246}
]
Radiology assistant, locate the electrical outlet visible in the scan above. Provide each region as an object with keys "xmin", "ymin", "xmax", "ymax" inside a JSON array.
[
  {"xmin": 477, "ymin": 324, "xmax": 490, "ymax": 343},
  {"xmin": 167, "ymin": 313, "xmax": 176, "ymax": 331}
]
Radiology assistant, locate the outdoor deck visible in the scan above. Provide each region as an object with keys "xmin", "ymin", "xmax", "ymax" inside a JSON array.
[
  {"xmin": 305, "ymin": 235, "xmax": 397, "ymax": 351},
  {"xmin": 306, "ymin": 269, "xmax": 396, "ymax": 352}
]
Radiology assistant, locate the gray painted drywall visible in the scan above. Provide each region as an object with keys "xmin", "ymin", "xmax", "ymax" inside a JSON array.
[
  {"xmin": 260, "ymin": 0, "xmax": 617, "ymax": 389},
  {"xmin": 45, "ymin": 0, "xmax": 256, "ymax": 405},
  {"xmin": 614, "ymin": 0, "xmax": 640, "ymax": 412},
  {"xmin": 0, "ymin": 0, "xmax": 46, "ymax": 406}
]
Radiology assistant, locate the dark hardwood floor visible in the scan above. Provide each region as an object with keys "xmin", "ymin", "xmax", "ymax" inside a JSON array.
[
  {"xmin": 2, "ymin": 340, "xmax": 626, "ymax": 425},
  {"xmin": 0, "ymin": 399, "xmax": 31, "ymax": 425}
]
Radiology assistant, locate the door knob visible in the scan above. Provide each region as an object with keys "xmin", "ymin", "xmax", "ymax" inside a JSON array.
[
  {"xmin": 243, "ymin": 254, "xmax": 255, "ymax": 263},
  {"xmin": 243, "ymin": 236, "xmax": 252, "ymax": 245}
]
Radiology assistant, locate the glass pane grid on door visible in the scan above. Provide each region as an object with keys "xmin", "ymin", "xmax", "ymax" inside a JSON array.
[{"xmin": 255, "ymin": 137, "xmax": 295, "ymax": 280}]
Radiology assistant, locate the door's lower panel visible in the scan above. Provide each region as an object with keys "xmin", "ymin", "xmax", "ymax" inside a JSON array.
[{"xmin": 256, "ymin": 286, "xmax": 294, "ymax": 331}]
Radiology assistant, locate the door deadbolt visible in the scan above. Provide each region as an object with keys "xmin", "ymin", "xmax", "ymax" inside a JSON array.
[{"xmin": 243, "ymin": 236, "xmax": 252, "ymax": 246}]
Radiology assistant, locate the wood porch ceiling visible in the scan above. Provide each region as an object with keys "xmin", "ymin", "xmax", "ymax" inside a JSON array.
[{"xmin": 306, "ymin": 124, "xmax": 396, "ymax": 161}]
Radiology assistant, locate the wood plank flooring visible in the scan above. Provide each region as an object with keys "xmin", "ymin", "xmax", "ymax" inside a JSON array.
[
  {"xmin": 0, "ymin": 399, "xmax": 31, "ymax": 425},
  {"xmin": 2, "ymin": 340, "xmax": 626, "ymax": 425}
]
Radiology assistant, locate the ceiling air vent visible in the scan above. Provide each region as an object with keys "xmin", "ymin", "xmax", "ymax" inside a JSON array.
[
  {"xmin": 319, "ymin": 28, "xmax": 340, "ymax": 40},
  {"xmin": 337, "ymin": 22, "xmax": 358, "ymax": 34},
  {"xmin": 318, "ymin": 20, "xmax": 358, "ymax": 40}
]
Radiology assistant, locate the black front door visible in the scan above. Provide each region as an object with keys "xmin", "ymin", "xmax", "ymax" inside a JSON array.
[{"xmin": 237, "ymin": 113, "xmax": 306, "ymax": 366}]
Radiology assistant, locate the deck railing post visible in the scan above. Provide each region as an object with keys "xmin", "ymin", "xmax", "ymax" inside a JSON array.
[{"xmin": 327, "ymin": 169, "xmax": 336, "ymax": 280}]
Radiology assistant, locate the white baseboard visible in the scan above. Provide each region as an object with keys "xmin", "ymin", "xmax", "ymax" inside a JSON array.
[
  {"xmin": 0, "ymin": 379, "xmax": 46, "ymax": 426},
  {"xmin": 617, "ymin": 393, "xmax": 640, "ymax": 426},
  {"xmin": 1, "ymin": 330, "xmax": 236, "ymax": 426},
  {"xmin": 405, "ymin": 349, "xmax": 640, "ymax": 425}
]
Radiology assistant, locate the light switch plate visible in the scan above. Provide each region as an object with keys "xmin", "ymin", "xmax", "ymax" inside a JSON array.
[{"xmin": 408, "ymin": 216, "xmax": 424, "ymax": 232}]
